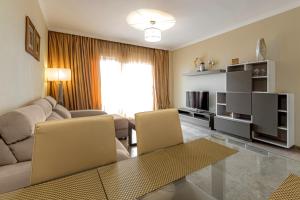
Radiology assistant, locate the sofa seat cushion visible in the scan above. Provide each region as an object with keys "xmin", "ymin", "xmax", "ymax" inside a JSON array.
[
  {"xmin": 45, "ymin": 96, "xmax": 57, "ymax": 108},
  {"xmin": 112, "ymin": 114, "xmax": 128, "ymax": 130},
  {"xmin": 0, "ymin": 105, "xmax": 45, "ymax": 144},
  {"xmin": 9, "ymin": 137, "xmax": 34, "ymax": 162},
  {"xmin": 46, "ymin": 112, "xmax": 64, "ymax": 121},
  {"xmin": 0, "ymin": 161, "xmax": 31, "ymax": 194},
  {"xmin": 0, "ymin": 139, "xmax": 17, "ymax": 166},
  {"xmin": 115, "ymin": 138, "xmax": 130, "ymax": 161},
  {"xmin": 32, "ymin": 99, "xmax": 53, "ymax": 118},
  {"xmin": 53, "ymin": 104, "xmax": 71, "ymax": 119}
]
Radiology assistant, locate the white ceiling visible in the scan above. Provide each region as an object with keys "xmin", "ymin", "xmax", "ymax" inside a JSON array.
[{"xmin": 39, "ymin": 0, "xmax": 300, "ymax": 50}]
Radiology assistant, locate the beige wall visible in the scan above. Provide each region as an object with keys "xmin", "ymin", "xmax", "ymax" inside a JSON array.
[
  {"xmin": 171, "ymin": 7, "xmax": 300, "ymax": 145},
  {"xmin": 0, "ymin": 0, "xmax": 48, "ymax": 114}
]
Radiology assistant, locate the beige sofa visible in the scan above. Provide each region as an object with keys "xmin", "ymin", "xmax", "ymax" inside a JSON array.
[{"xmin": 0, "ymin": 96, "xmax": 130, "ymax": 194}]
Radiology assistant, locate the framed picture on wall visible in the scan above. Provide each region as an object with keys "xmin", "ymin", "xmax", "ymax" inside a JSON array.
[
  {"xmin": 34, "ymin": 29, "xmax": 40, "ymax": 61},
  {"xmin": 25, "ymin": 16, "xmax": 40, "ymax": 61}
]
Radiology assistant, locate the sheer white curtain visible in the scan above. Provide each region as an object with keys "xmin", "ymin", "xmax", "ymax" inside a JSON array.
[{"xmin": 100, "ymin": 58, "xmax": 154, "ymax": 117}]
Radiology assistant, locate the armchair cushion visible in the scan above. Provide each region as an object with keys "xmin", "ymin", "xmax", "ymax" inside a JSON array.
[
  {"xmin": 70, "ymin": 110, "xmax": 107, "ymax": 118},
  {"xmin": 53, "ymin": 104, "xmax": 71, "ymax": 119},
  {"xmin": 0, "ymin": 139, "xmax": 17, "ymax": 166}
]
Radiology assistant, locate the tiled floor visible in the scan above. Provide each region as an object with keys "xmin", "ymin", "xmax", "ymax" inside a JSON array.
[
  {"xmin": 121, "ymin": 120, "xmax": 300, "ymax": 161},
  {"xmin": 135, "ymin": 122, "xmax": 300, "ymax": 200}
]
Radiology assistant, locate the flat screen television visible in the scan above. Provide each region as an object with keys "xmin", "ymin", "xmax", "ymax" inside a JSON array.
[{"xmin": 186, "ymin": 91, "xmax": 209, "ymax": 111}]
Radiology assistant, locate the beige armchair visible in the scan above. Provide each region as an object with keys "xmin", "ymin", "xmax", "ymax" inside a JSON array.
[
  {"xmin": 31, "ymin": 115, "xmax": 117, "ymax": 185},
  {"xmin": 135, "ymin": 109, "xmax": 184, "ymax": 155}
]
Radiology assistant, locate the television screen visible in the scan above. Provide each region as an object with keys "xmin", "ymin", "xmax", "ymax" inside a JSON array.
[{"xmin": 186, "ymin": 91, "xmax": 209, "ymax": 111}]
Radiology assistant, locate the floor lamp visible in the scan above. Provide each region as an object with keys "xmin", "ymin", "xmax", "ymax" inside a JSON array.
[{"xmin": 46, "ymin": 68, "xmax": 71, "ymax": 105}]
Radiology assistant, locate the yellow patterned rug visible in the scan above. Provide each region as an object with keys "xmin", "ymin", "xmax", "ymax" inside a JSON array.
[
  {"xmin": 269, "ymin": 174, "xmax": 300, "ymax": 200},
  {"xmin": 0, "ymin": 169, "xmax": 107, "ymax": 200},
  {"xmin": 98, "ymin": 138, "xmax": 237, "ymax": 200}
]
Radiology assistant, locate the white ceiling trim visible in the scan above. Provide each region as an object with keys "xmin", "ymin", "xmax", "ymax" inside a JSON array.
[{"xmin": 172, "ymin": 1, "xmax": 300, "ymax": 51}]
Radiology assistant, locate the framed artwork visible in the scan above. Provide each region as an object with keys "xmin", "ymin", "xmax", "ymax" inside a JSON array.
[
  {"xmin": 34, "ymin": 29, "xmax": 40, "ymax": 61},
  {"xmin": 25, "ymin": 16, "xmax": 40, "ymax": 61}
]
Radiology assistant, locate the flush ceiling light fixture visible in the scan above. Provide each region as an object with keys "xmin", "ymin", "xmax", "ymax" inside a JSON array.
[{"xmin": 127, "ymin": 9, "xmax": 176, "ymax": 42}]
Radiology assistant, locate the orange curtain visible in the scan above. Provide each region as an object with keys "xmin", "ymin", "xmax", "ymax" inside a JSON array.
[
  {"xmin": 47, "ymin": 31, "xmax": 170, "ymax": 110},
  {"xmin": 153, "ymin": 49, "xmax": 170, "ymax": 109},
  {"xmin": 48, "ymin": 31, "xmax": 101, "ymax": 110}
]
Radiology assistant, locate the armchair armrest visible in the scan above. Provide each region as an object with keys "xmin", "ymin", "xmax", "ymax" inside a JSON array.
[{"xmin": 70, "ymin": 110, "xmax": 107, "ymax": 118}]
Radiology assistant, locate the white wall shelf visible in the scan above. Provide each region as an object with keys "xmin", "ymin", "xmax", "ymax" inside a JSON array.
[{"xmin": 183, "ymin": 69, "xmax": 226, "ymax": 76}]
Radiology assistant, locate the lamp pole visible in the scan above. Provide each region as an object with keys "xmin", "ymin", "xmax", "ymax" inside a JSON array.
[
  {"xmin": 46, "ymin": 68, "xmax": 71, "ymax": 106},
  {"xmin": 58, "ymin": 81, "xmax": 64, "ymax": 105}
]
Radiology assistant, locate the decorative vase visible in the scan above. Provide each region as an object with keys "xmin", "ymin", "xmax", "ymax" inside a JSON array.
[
  {"xmin": 256, "ymin": 38, "xmax": 267, "ymax": 61},
  {"xmin": 208, "ymin": 58, "xmax": 215, "ymax": 69},
  {"xmin": 199, "ymin": 62, "xmax": 206, "ymax": 71}
]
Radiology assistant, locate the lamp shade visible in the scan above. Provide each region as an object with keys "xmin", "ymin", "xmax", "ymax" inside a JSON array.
[
  {"xmin": 144, "ymin": 27, "xmax": 161, "ymax": 42},
  {"xmin": 46, "ymin": 68, "xmax": 71, "ymax": 81}
]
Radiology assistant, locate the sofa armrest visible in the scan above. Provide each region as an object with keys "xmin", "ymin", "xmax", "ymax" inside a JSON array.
[{"xmin": 70, "ymin": 110, "xmax": 107, "ymax": 118}]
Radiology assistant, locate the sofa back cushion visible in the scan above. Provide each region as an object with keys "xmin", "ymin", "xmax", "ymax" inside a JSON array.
[
  {"xmin": 46, "ymin": 112, "xmax": 64, "ymax": 121},
  {"xmin": 0, "ymin": 105, "xmax": 46, "ymax": 144},
  {"xmin": 32, "ymin": 99, "xmax": 52, "ymax": 118},
  {"xmin": 53, "ymin": 104, "xmax": 71, "ymax": 119},
  {"xmin": 0, "ymin": 139, "xmax": 17, "ymax": 166},
  {"xmin": 45, "ymin": 96, "xmax": 57, "ymax": 108},
  {"xmin": 9, "ymin": 136, "xmax": 34, "ymax": 162}
]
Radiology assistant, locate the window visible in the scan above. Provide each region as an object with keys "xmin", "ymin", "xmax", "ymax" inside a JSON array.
[{"xmin": 100, "ymin": 58, "xmax": 154, "ymax": 117}]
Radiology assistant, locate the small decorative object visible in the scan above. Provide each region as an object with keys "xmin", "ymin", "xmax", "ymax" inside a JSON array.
[
  {"xmin": 253, "ymin": 68, "xmax": 260, "ymax": 76},
  {"xmin": 25, "ymin": 16, "xmax": 40, "ymax": 61},
  {"xmin": 256, "ymin": 38, "xmax": 267, "ymax": 61},
  {"xmin": 199, "ymin": 62, "xmax": 206, "ymax": 71},
  {"xmin": 232, "ymin": 58, "xmax": 239, "ymax": 65},
  {"xmin": 208, "ymin": 58, "xmax": 215, "ymax": 69},
  {"xmin": 260, "ymin": 68, "xmax": 266, "ymax": 76},
  {"xmin": 194, "ymin": 57, "xmax": 202, "ymax": 68}
]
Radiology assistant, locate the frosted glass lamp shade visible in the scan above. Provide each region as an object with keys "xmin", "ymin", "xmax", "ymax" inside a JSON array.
[
  {"xmin": 46, "ymin": 68, "xmax": 71, "ymax": 81},
  {"xmin": 144, "ymin": 28, "xmax": 161, "ymax": 42}
]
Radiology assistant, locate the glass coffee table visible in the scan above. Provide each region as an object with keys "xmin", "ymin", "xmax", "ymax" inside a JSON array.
[{"xmin": 139, "ymin": 136, "xmax": 300, "ymax": 200}]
